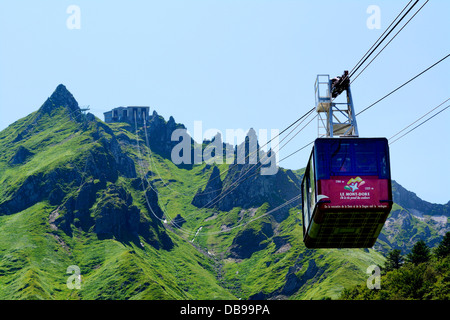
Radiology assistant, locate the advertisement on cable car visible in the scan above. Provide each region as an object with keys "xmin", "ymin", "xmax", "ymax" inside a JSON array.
[{"xmin": 317, "ymin": 176, "xmax": 390, "ymax": 210}]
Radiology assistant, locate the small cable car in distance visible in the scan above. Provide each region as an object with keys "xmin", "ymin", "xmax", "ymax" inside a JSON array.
[{"xmin": 301, "ymin": 73, "xmax": 393, "ymax": 248}]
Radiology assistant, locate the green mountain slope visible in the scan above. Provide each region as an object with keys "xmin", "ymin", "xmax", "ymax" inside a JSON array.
[
  {"xmin": 375, "ymin": 182, "xmax": 450, "ymax": 254},
  {"xmin": 0, "ymin": 84, "xmax": 447, "ymax": 300},
  {"xmin": 0, "ymin": 85, "xmax": 233, "ymax": 300}
]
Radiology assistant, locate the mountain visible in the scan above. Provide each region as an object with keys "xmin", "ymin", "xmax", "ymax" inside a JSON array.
[
  {"xmin": 0, "ymin": 84, "xmax": 448, "ymax": 300},
  {"xmin": 0, "ymin": 85, "xmax": 230, "ymax": 299},
  {"xmin": 191, "ymin": 129, "xmax": 301, "ymax": 223},
  {"xmin": 375, "ymin": 181, "xmax": 450, "ymax": 254}
]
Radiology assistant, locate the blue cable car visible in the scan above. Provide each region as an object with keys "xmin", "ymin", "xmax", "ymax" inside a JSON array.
[
  {"xmin": 301, "ymin": 137, "xmax": 392, "ymax": 248},
  {"xmin": 301, "ymin": 73, "xmax": 393, "ymax": 248}
]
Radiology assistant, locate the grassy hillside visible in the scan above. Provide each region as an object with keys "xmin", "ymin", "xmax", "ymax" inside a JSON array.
[
  {"xmin": 0, "ymin": 201, "xmax": 235, "ymax": 300},
  {"xmin": 0, "ymin": 92, "xmax": 235, "ymax": 300}
]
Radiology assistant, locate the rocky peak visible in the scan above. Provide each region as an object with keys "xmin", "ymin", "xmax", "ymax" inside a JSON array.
[
  {"xmin": 144, "ymin": 111, "xmax": 188, "ymax": 160},
  {"xmin": 167, "ymin": 116, "xmax": 176, "ymax": 126},
  {"xmin": 234, "ymin": 128, "xmax": 260, "ymax": 165},
  {"xmin": 39, "ymin": 84, "xmax": 81, "ymax": 118},
  {"xmin": 246, "ymin": 127, "xmax": 257, "ymax": 139},
  {"xmin": 191, "ymin": 128, "xmax": 301, "ymax": 222},
  {"xmin": 191, "ymin": 166, "xmax": 223, "ymax": 208},
  {"xmin": 12, "ymin": 85, "xmax": 83, "ymax": 143}
]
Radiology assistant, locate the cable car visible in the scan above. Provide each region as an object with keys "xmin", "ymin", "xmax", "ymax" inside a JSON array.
[
  {"xmin": 301, "ymin": 73, "xmax": 393, "ymax": 248},
  {"xmin": 301, "ymin": 137, "xmax": 392, "ymax": 248}
]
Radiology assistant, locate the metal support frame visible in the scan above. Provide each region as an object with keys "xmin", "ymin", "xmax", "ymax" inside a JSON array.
[{"xmin": 315, "ymin": 74, "xmax": 359, "ymax": 138}]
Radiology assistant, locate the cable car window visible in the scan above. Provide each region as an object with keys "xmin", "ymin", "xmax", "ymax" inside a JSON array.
[
  {"xmin": 309, "ymin": 157, "xmax": 316, "ymax": 210},
  {"xmin": 354, "ymin": 142, "xmax": 377, "ymax": 174},
  {"xmin": 331, "ymin": 143, "xmax": 351, "ymax": 173},
  {"xmin": 379, "ymin": 154, "xmax": 387, "ymax": 178},
  {"xmin": 315, "ymin": 149, "xmax": 328, "ymax": 180},
  {"xmin": 303, "ymin": 177, "xmax": 310, "ymax": 230},
  {"xmin": 378, "ymin": 141, "xmax": 389, "ymax": 179},
  {"xmin": 302, "ymin": 156, "xmax": 314, "ymax": 232}
]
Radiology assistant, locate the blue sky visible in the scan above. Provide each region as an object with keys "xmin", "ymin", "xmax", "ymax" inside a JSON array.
[{"xmin": 0, "ymin": 0, "xmax": 449, "ymax": 204}]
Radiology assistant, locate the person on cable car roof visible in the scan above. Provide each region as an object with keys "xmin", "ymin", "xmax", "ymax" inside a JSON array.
[{"xmin": 330, "ymin": 71, "xmax": 350, "ymax": 98}]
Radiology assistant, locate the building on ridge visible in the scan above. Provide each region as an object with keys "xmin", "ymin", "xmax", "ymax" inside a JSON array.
[{"xmin": 103, "ymin": 106, "xmax": 150, "ymax": 124}]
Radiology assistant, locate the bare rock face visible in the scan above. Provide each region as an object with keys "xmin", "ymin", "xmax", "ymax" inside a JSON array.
[
  {"xmin": 8, "ymin": 146, "xmax": 34, "ymax": 165},
  {"xmin": 93, "ymin": 185, "xmax": 140, "ymax": 240},
  {"xmin": 190, "ymin": 129, "xmax": 301, "ymax": 222},
  {"xmin": 192, "ymin": 164, "xmax": 301, "ymax": 223},
  {"xmin": 191, "ymin": 166, "xmax": 223, "ymax": 208},
  {"xmin": 0, "ymin": 167, "xmax": 83, "ymax": 216},
  {"xmin": 145, "ymin": 111, "xmax": 187, "ymax": 159}
]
